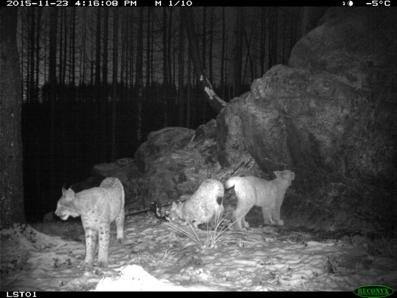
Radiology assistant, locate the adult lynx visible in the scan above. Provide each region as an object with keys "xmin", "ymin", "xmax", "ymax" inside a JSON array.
[
  {"xmin": 169, "ymin": 179, "xmax": 224, "ymax": 228},
  {"xmin": 55, "ymin": 177, "xmax": 125, "ymax": 267},
  {"xmin": 225, "ymin": 170, "xmax": 295, "ymax": 230}
]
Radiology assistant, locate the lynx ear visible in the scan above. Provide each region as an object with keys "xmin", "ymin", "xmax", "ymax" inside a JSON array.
[
  {"xmin": 171, "ymin": 201, "xmax": 177, "ymax": 208},
  {"xmin": 273, "ymin": 171, "xmax": 280, "ymax": 177},
  {"xmin": 61, "ymin": 187, "xmax": 75, "ymax": 200}
]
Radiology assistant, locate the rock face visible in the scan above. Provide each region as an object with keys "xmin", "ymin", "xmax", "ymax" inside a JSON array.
[
  {"xmin": 289, "ymin": 8, "xmax": 396, "ymax": 91},
  {"xmin": 217, "ymin": 8, "xmax": 397, "ymax": 233},
  {"xmin": 132, "ymin": 123, "xmax": 227, "ymax": 209}
]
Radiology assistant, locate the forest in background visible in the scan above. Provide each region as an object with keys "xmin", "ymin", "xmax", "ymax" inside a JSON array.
[{"xmin": 16, "ymin": 7, "xmax": 319, "ymax": 221}]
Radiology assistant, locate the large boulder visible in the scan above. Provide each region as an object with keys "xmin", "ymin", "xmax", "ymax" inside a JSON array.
[
  {"xmin": 289, "ymin": 8, "xmax": 397, "ymax": 90},
  {"xmin": 217, "ymin": 8, "xmax": 397, "ymax": 234},
  {"xmin": 131, "ymin": 122, "xmax": 226, "ymax": 209},
  {"xmin": 134, "ymin": 127, "xmax": 194, "ymax": 173}
]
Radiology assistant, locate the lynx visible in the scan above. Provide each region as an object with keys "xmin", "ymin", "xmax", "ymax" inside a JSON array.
[
  {"xmin": 225, "ymin": 170, "xmax": 295, "ymax": 230},
  {"xmin": 169, "ymin": 179, "xmax": 224, "ymax": 228},
  {"xmin": 55, "ymin": 177, "xmax": 125, "ymax": 267}
]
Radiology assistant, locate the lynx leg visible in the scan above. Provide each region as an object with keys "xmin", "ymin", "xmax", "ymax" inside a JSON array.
[
  {"xmin": 233, "ymin": 204, "xmax": 252, "ymax": 230},
  {"xmin": 115, "ymin": 211, "xmax": 125, "ymax": 242},
  {"xmin": 214, "ymin": 204, "xmax": 224, "ymax": 223},
  {"xmin": 242, "ymin": 218, "xmax": 250, "ymax": 229},
  {"xmin": 261, "ymin": 206, "xmax": 275, "ymax": 225},
  {"xmin": 98, "ymin": 224, "xmax": 110, "ymax": 267},
  {"xmin": 271, "ymin": 205, "xmax": 284, "ymax": 226},
  {"xmin": 84, "ymin": 228, "xmax": 97, "ymax": 267}
]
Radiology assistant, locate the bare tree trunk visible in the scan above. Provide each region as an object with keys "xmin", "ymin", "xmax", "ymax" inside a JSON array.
[
  {"xmin": 70, "ymin": 8, "xmax": 76, "ymax": 85},
  {"xmin": 167, "ymin": 9, "xmax": 173, "ymax": 86},
  {"xmin": 269, "ymin": 8, "xmax": 278, "ymax": 68},
  {"xmin": 149, "ymin": 12, "xmax": 154, "ymax": 86},
  {"xmin": 43, "ymin": 19, "xmax": 47, "ymax": 86},
  {"xmin": 111, "ymin": 9, "xmax": 119, "ymax": 160},
  {"xmin": 95, "ymin": 8, "xmax": 101, "ymax": 88},
  {"xmin": 220, "ymin": 8, "xmax": 226, "ymax": 95},
  {"xmin": 208, "ymin": 9, "xmax": 214, "ymax": 84},
  {"xmin": 276, "ymin": 9, "xmax": 283, "ymax": 64},
  {"xmin": 145, "ymin": 8, "xmax": 152, "ymax": 87},
  {"xmin": 233, "ymin": 7, "xmax": 244, "ymax": 96},
  {"xmin": 202, "ymin": 7, "xmax": 207, "ymax": 74},
  {"xmin": 35, "ymin": 9, "xmax": 42, "ymax": 101},
  {"xmin": 101, "ymin": 8, "xmax": 109, "ymax": 160},
  {"xmin": 19, "ymin": 10, "xmax": 25, "ymax": 100},
  {"xmin": 0, "ymin": 8, "xmax": 26, "ymax": 227},
  {"xmin": 162, "ymin": 9, "xmax": 169, "ymax": 126},
  {"xmin": 80, "ymin": 9, "xmax": 87, "ymax": 85},
  {"xmin": 102, "ymin": 9, "xmax": 109, "ymax": 86},
  {"xmin": 201, "ymin": 7, "xmax": 207, "ymax": 122},
  {"xmin": 177, "ymin": 8, "xmax": 185, "ymax": 125},
  {"xmin": 120, "ymin": 10, "xmax": 127, "ymax": 87},
  {"xmin": 265, "ymin": 8, "xmax": 271, "ymax": 71},
  {"xmin": 300, "ymin": 7, "xmax": 311, "ymax": 38},
  {"xmin": 58, "ymin": 10, "xmax": 63, "ymax": 85},
  {"xmin": 59, "ymin": 9, "xmax": 68, "ymax": 86},
  {"xmin": 162, "ymin": 9, "xmax": 168, "ymax": 86},
  {"xmin": 243, "ymin": 28, "xmax": 254, "ymax": 83},
  {"xmin": 64, "ymin": 10, "xmax": 68, "ymax": 86},
  {"xmin": 90, "ymin": 61, "xmax": 94, "ymax": 86},
  {"xmin": 127, "ymin": 10, "xmax": 134, "ymax": 88},
  {"xmin": 135, "ymin": 8, "xmax": 144, "ymax": 142},
  {"xmin": 259, "ymin": 8, "xmax": 266, "ymax": 76},
  {"xmin": 28, "ymin": 10, "xmax": 35, "ymax": 102},
  {"xmin": 186, "ymin": 57, "xmax": 192, "ymax": 127},
  {"xmin": 48, "ymin": 8, "xmax": 58, "ymax": 210}
]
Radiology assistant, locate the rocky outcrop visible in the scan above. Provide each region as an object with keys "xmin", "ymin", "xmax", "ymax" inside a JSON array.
[
  {"xmin": 131, "ymin": 123, "xmax": 225, "ymax": 209},
  {"xmin": 289, "ymin": 8, "xmax": 397, "ymax": 91},
  {"xmin": 216, "ymin": 8, "xmax": 397, "ymax": 233}
]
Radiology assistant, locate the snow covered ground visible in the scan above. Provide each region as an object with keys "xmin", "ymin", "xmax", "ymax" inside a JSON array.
[{"xmin": 1, "ymin": 213, "xmax": 396, "ymax": 291}]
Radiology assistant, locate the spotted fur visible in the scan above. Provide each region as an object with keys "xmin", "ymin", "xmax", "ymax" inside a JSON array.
[{"xmin": 55, "ymin": 177, "xmax": 125, "ymax": 267}]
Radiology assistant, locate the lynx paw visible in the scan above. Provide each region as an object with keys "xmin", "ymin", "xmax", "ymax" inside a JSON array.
[
  {"xmin": 82, "ymin": 261, "xmax": 94, "ymax": 271},
  {"xmin": 98, "ymin": 260, "xmax": 108, "ymax": 268}
]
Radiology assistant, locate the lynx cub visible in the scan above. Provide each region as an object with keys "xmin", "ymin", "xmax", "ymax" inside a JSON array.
[
  {"xmin": 55, "ymin": 177, "xmax": 125, "ymax": 267},
  {"xmin": 169, "ymin": 179, "xmax": 224, "ymax": 228},
  {"xmin": 225, "ymin": 170, "xmax": 295, "ymax": 230}
]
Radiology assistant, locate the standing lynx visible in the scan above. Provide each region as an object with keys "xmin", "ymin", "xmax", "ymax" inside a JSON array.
[
  {"xmin": 225, "ymin": 170, "xmax": 295, "ymax": 230},
  {"xmin": 55, "ymin": 177, "xmax": 125, "ymax": 267},
  {"xmin": 169, "ymin": 179, "xmax": 224, "ymax": 228}
]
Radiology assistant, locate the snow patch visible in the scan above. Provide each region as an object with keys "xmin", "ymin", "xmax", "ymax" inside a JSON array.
[{"xmin": 94, "ymin": 264, "xmax": 219, "ymax": 291}]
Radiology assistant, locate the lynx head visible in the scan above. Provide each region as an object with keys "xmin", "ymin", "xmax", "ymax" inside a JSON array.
[
  {"xmin": 274, "ymin": 170, "xmax": 295, "ymax": 183},
  {"xmin": 168, "ymin": 201, "xmax": 184, "ymax": 221},
  {"xmin": 55, "ymin": 187, "xmax": 80, "ymax": 220}
]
